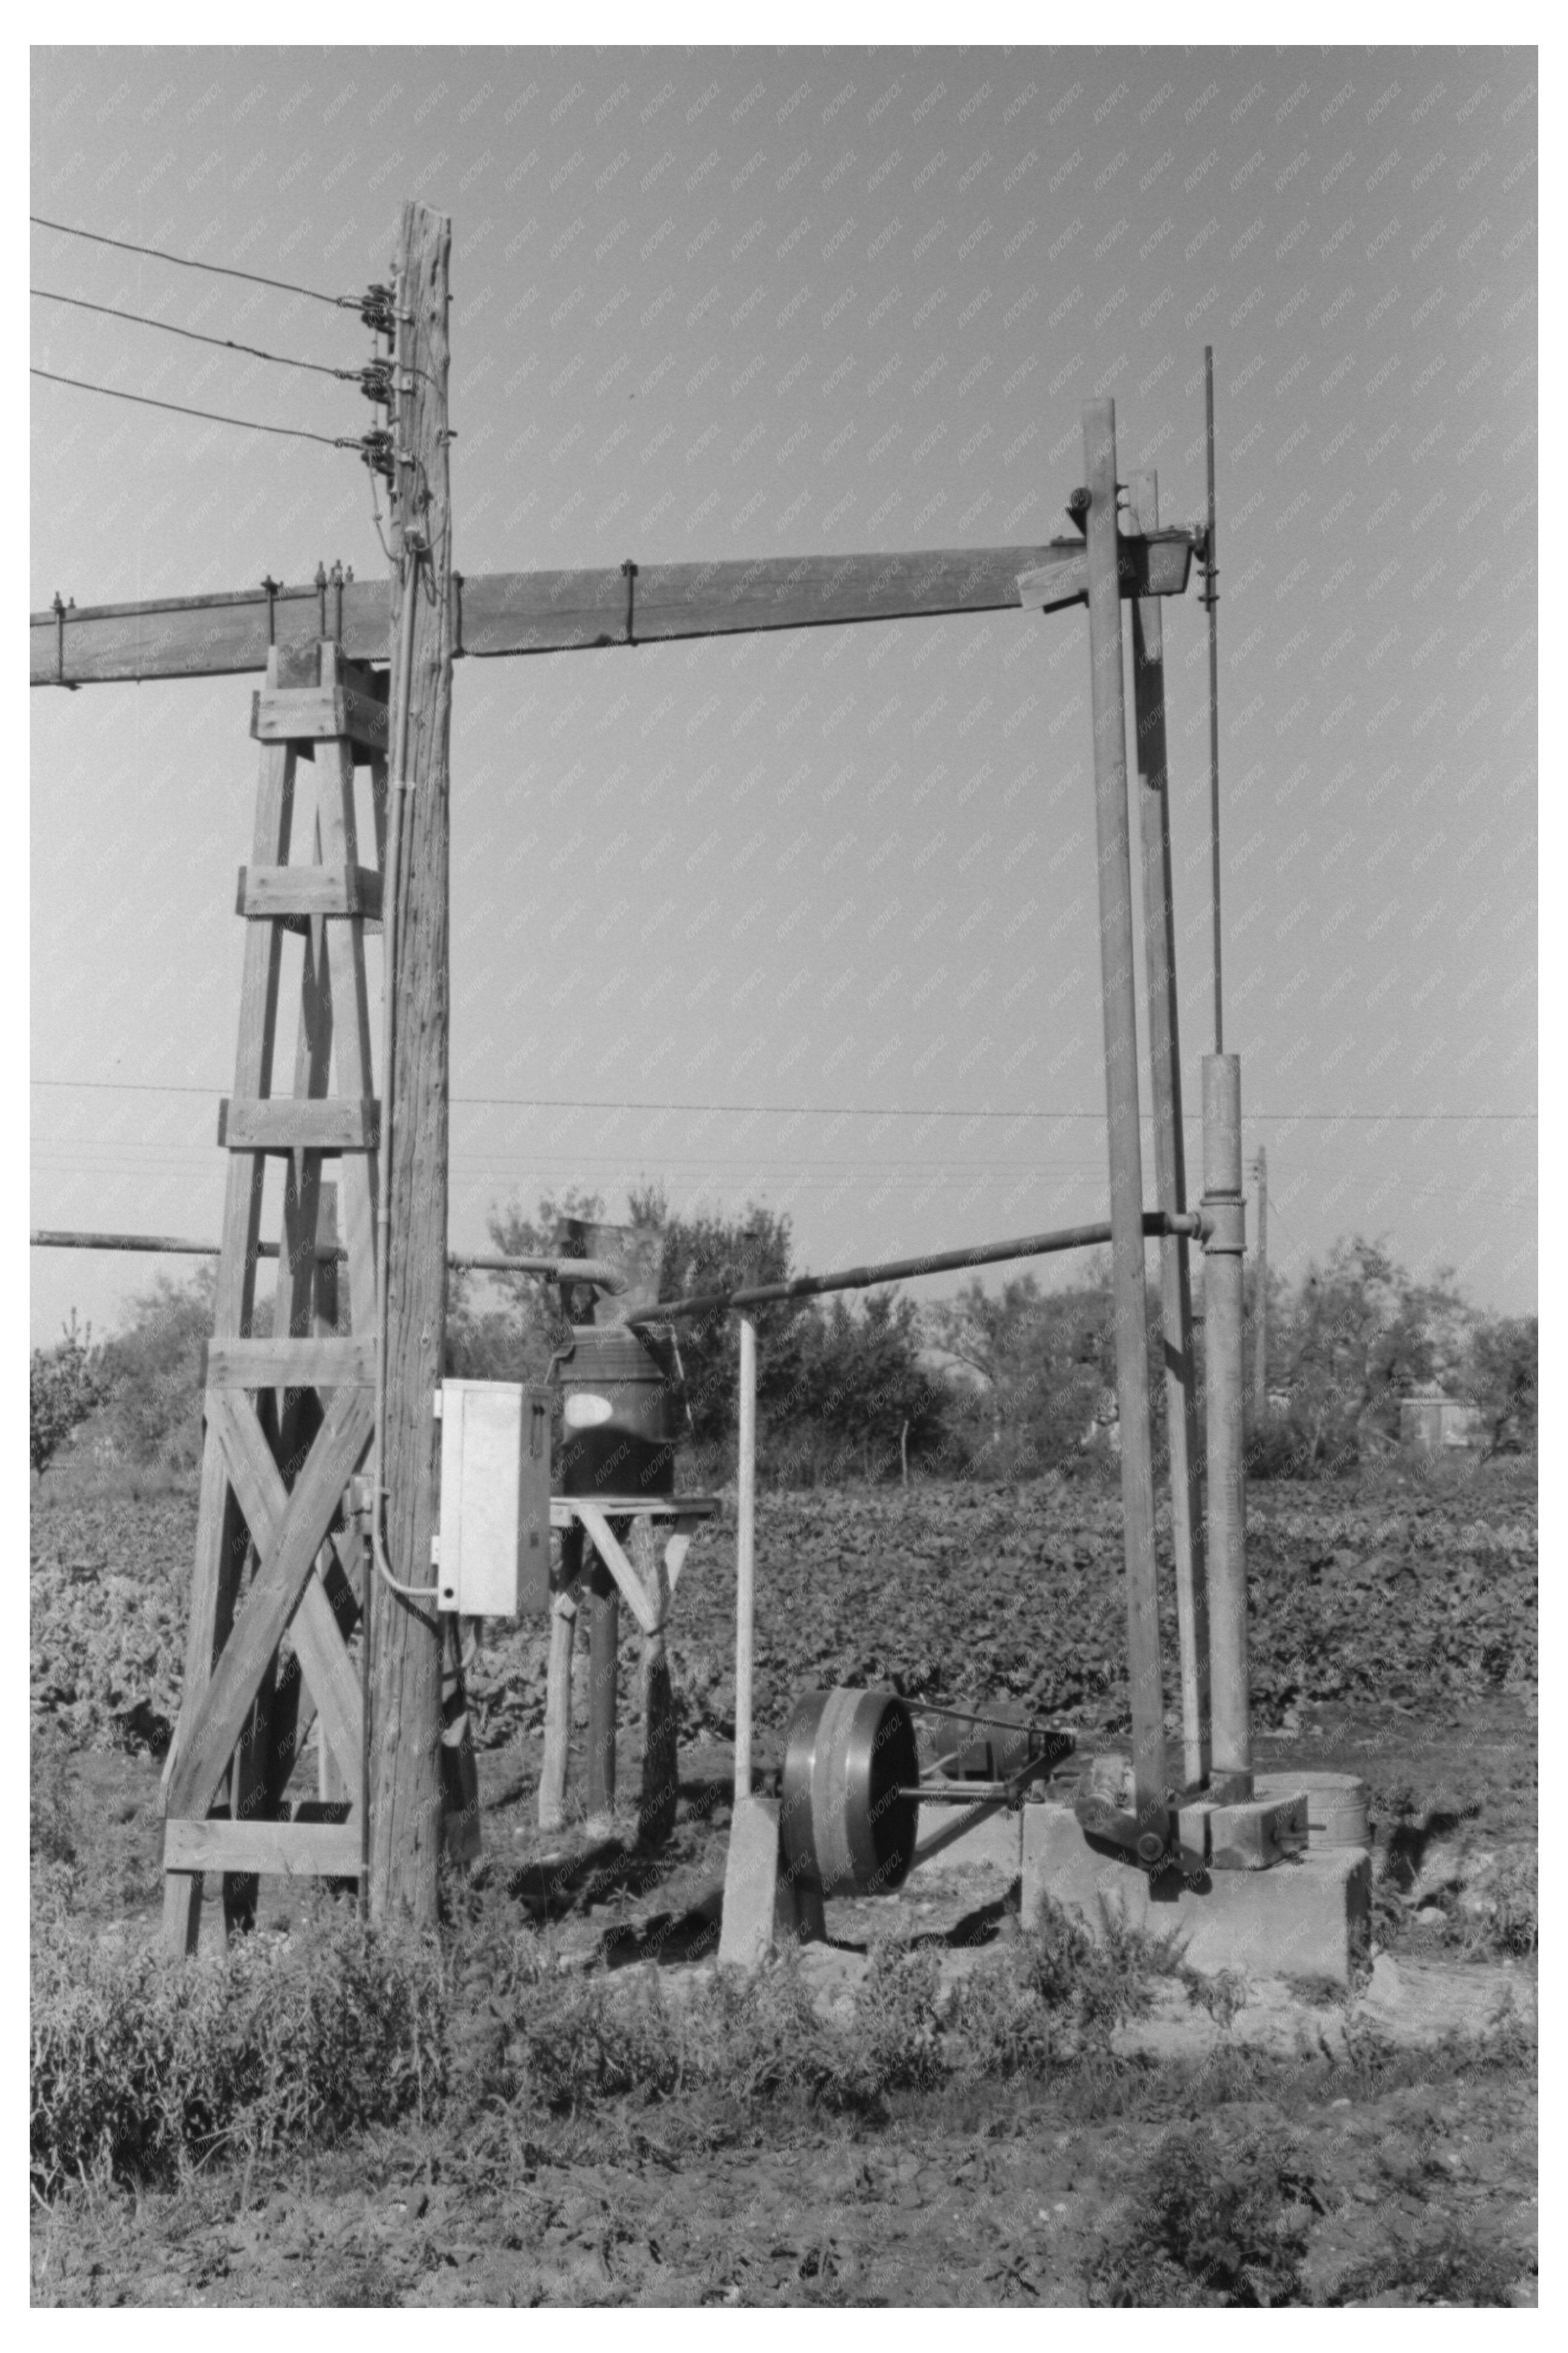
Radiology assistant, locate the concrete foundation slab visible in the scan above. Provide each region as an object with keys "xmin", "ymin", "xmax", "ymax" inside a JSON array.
[{"xmin": 1021, "ymin": 1801, "xmax": 1370, "ymax": 1986}]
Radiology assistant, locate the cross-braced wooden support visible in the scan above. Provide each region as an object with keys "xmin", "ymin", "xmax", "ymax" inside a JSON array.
[{"xmin": 161, "ymin": 639, "xmax": 388, "ymax": 1951}]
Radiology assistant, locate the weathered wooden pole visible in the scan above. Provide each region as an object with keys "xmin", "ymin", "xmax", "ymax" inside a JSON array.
[
  {"xmin": 734, "ymin": 1315, "xmax": 758, "ymax": 1809},
  {"xmin": 368, "ymin": 200, "xmax": 453, "ymax": 1924},
  {"xmin": 1129, "ymin": 469, "xmax": 1210, "ymax": 1795},
  {"xmin": 1081, "ymin": 400, "xmax": 1168, "ymax": 1844},
  {"xmin": 1202, "ymin": 1054, "xmax": 1252, "ymax": 1799}
]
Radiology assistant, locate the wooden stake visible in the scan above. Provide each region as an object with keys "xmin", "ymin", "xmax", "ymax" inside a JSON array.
[
  {"xmin": 1080, "ymin": 400, "xmax": 1168, "ymax": 1846},
  {"xmin": 635, "ymin": 1518, "xmax": 678, "ymax": 1849},
  {"xmin": 538, "ymin": 1533, "xmax": 580, "ymax": 1835},
  {"xmin": 1129, "ymin": 469, "xmax": 1210, "ymax": 1794},
  {"xmin": 586, "ymin": 1533, "xmax": 620, "ymax": 1832},
  {"xmin": 367, "ymin": 201, "xmax": 453, "ymax": 1925}
]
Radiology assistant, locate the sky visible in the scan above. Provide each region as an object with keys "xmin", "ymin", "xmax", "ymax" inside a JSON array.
[{"xmin": 29, "ymin": 40, "xmax": 1539, "ymax": 1349}]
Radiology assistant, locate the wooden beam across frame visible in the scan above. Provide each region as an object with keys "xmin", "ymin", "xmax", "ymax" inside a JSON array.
[{"xmin": 31, "ymin": 530, "xmax": 1196, "ymax": 687}]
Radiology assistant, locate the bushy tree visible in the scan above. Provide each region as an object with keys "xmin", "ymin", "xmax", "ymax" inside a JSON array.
[
  {"xmin": 30, "ymin": 1313, "xmax": 109, "ymax": 1475},
  {"xmin": 769, "ymin": 1290, "xmax": 950, "ymax": 1486},
  {"xmin": 100, "ymin": 1267, "xmax": 222, "ymax": 1472},
  {"xmin": 925, "ymin": 1264, "xmax": 1122, "ymax": 1478},
  {"xmin": 1465, "ymin": 1313, "xmax": 1537, "ymax": 1456},
  {"xmin": 1267, "ymin": 1236, "xmax": 1474, "ymax": 1468}
]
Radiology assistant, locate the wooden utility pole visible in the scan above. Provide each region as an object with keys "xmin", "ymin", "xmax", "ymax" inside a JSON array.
[
  {"xmin": 369, "ymin": 200, "xmax": 453, "ymax": 1924},
  {"xmin": 1081, "ymin": 400, "xmax": 1168, "ymax": 1846},
  {"xmin": 1130, "ymin": 469, "xmax": 1209, "ymax": 1794},
  {"xmin": 1252, "ymin": 1147, "xmax": 1268, "ymax": 1416}
]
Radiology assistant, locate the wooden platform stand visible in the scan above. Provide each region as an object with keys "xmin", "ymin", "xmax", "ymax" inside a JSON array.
[
  {"xmin": 538, "ymin": 1496, "xmax": 718, "ymax": 1844},
  {"xmin": 161, "ymin": 639, "xmax": 391, "ymax": 1947}
]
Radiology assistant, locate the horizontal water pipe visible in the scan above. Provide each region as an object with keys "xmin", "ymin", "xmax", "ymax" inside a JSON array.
[
  {"xmin": 28, "ymin": 1229, "xmax": 626, "ymax": 1291},
  {"xmin": 628, "ymin": 1209, "xmax": 1206, "ymax": 1327}
]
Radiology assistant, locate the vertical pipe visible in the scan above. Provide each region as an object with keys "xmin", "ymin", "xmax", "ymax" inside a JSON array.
[
  {"xmin": 1252, "ymin": 1145, "xmax": 1269, "ymax": 1417},
  {"xmin": 734, "ymin": 1315, "xmax": 757, "ymax": 1809},
  {"xmin": 586, "ymin": 1533, "xmax": 620, "ymax": 1829},
  {"xmin": 1202, "ymin": 1054, "xmax": 1251, "ymax": 1798},
  {"xmin": 1204, "ymin": 346, "xmax": 1223, "ymax": 1057},
  {"xmin": 1129, "ymin": 468, "xmax": 1210, "ymax": 1795},
  {"xmin": 1081, "ymin": 399, "xmax": 1168, "ymax": 1844}
]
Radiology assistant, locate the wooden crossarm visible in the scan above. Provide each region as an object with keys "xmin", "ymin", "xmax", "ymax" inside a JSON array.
[
  {"xmin": 205, "ymin": 1336, "xmax": 375, "ymax": 1388},
  {"xmin": 164, "ymin": 1819, "xmax": 361, "ymax": 1876},
  {"xmin": 218, "ymin": 1098, "xmax": 378, "ymax": 1153},
  {"xmin": 31, "ymin": 533, "xmax": 1202, "ymax": 683},
  {"xmin": 165, "ymin": 1387, "xmax": 372, "ymax": 1821},
  {"xmin": 237, "ymin": 864, "xmax": 383, "ymax": 927}
]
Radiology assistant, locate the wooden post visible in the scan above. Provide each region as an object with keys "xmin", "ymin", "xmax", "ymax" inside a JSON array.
[
  {"xmin": 585, "ymin": 1532, "xmax": 620, "ymax": 1832},
  {"xmin": 1081, "ymin": 400, "xmax": 1168, "ymax": 1846},
  {"xmin": 367, "ymin": 200, "xmax": 453, "ymax": 1925},
  {"xmin": 1252, "ymin": 1145, "xmax": 1268, "ymax": 1417},
  {"xmin": 636, "ymin": 1518, "xmax": 678, "ymax": 1848},
  {"xmin": 1202, "ymin": 1054, "xmax": 1251, "ymax": 1799},
  {"xmin": 538, "ymin": 1528, "xmax": 580, "ymax": 1835},
  {"xmin": 734, "ymin": 1315, "xmax": 757, "ymax": 1809},
  {"xmin": 1129, "ymin": 470, "xmax": 1210, "ymax": 1795}
]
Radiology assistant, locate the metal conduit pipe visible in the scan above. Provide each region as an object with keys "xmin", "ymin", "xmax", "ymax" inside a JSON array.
[
  {"xmin": 628, "ymin": 1209, "xmax": 1205, "ymax": 1327},
  {"xmin": 29, "ymin": 1230, "xmax": 626, "ymax": 1290}
]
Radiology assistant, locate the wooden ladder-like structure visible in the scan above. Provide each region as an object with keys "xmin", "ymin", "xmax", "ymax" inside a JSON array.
[{"xmin": 161, "ymin": 639, "xmax": 389, "ymax": 1952}]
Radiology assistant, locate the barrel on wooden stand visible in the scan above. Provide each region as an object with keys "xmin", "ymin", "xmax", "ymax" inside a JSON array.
[{"xmin": 557, "ymin": 1324, "xmax": 689, "ymax": 1500}]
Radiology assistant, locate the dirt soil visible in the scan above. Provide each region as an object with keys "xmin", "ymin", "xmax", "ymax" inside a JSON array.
[{"xmin": 31, "ymin": 1466, "xmax": 1537, "ymax": 2306}]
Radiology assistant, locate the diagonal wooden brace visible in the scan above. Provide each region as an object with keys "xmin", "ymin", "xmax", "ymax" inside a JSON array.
[
  {"xmin": 166, "ymin": 1386, "xmax": 373, "ymax": 1821},
  {"xmin": 204, "ymin": 1388, "xmax": 366, "ymax": 1796},
  {"xmin": 572, "ymin": 1501, "xmax": 661, "ymax": 1636}
]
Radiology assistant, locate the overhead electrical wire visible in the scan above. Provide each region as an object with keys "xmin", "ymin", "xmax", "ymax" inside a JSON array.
[
  {"xmin": 24, "ymin": 1079, "xmax": 1541, "ymax": 1123},
  {"xmin": 31, "ymin": 285, "xmax": 358, "ymax": 379},
  {"xmin": 30, "ymin": 367, "xmax": 359, "ymax": 450},
  {"xmin": 29, "ymin": 212, "xmax": 359, "ymax": 309}
]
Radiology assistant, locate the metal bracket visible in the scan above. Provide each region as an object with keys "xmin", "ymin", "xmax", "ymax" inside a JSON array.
[{"xmin": 1201, "ymin": 1195, "xmax": 1246, "ymax": 1256}]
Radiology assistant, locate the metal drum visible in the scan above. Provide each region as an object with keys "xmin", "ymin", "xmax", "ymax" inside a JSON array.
[
  {"xmin": 780, "ymin": 1687, "xmax": 921, "ymax": 1899},
  {"xmin": 1255, "ymin": 1770, "xmax": 1370, "ymax": 1849},
  {"xmin": 557, "ymin": 1324, "xmax": 689, "ymax": 1500}
]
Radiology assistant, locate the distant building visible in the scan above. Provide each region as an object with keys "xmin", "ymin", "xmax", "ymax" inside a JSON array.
[{"xmin": 1400, "ymin": 1383, "xmax": 1482, "ymax": 1453}]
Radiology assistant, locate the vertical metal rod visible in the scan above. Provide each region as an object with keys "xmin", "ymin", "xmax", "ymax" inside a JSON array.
[
  {"xmin": 1202, "ymin": 1053, "xmax": 1251, "ymax": 1798},
  {"xmin": 1081, "ymin": 399, "xmax": 1168, "ymax": 1841},
  {"xmin": 1130, "ymin": 468, "xmax": 1210, "ymax": 1794},
  {"xmin": 1252, "ymin": 1145, "xmax": 1268, "ymax": 1417},
  {"xmin": 734, "ymin": 1315, "xmax": 757, "ymax": 1809},
  {"xmin": 1204, "ymin": 346, "xmax": 1223, "ymax": 1056}
]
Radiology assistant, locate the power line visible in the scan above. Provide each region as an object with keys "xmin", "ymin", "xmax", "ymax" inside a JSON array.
[
  {"xmin": 30, "ymin": 368, "xmax": 358, "ymax": 451},
  {"xmin": 30, "ymin": 214, "xmax": 357, "ymax": 310},
  {"xmin": 32, "ymin": 286, "xmax": 357, "ymax": 380},
  {"xmin": 25, "ymin": 1078, "xmax": 1540, "ymax": 1122}
]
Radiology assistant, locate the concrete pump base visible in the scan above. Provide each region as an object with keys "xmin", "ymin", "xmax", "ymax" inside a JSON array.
[{"xmin": 1021, "ymin": 1802, "xmax": 1371, "ymax": 1987}]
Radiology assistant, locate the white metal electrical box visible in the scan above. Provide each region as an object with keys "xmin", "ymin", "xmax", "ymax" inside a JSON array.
[{"xmin": 436, "ymin": 1381, "xmax": 552, "ymax": 1616}]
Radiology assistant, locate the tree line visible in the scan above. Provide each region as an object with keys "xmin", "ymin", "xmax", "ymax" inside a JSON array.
[{"xmin": 32, "ymin": 1189, "xmax": 1536, "ymax": 1486}]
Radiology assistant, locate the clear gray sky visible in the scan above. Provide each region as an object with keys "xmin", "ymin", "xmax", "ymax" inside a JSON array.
[{"xmin": 30, "ymin": 41, "xmax": 1538, "ymax": 1346}]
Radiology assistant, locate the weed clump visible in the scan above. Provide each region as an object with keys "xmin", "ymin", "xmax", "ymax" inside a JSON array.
[
  {"xmin": 1086, "ymin": 2118, "xmax": 1318, "ymax": 2306},
  {"xmin": 30, "ymin": 1911, "xmax": 445, "ymax": 2196},
  {"xmin": 1327, "ymin": 2216, "xmax": 1527, "ymax": 2307}
]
